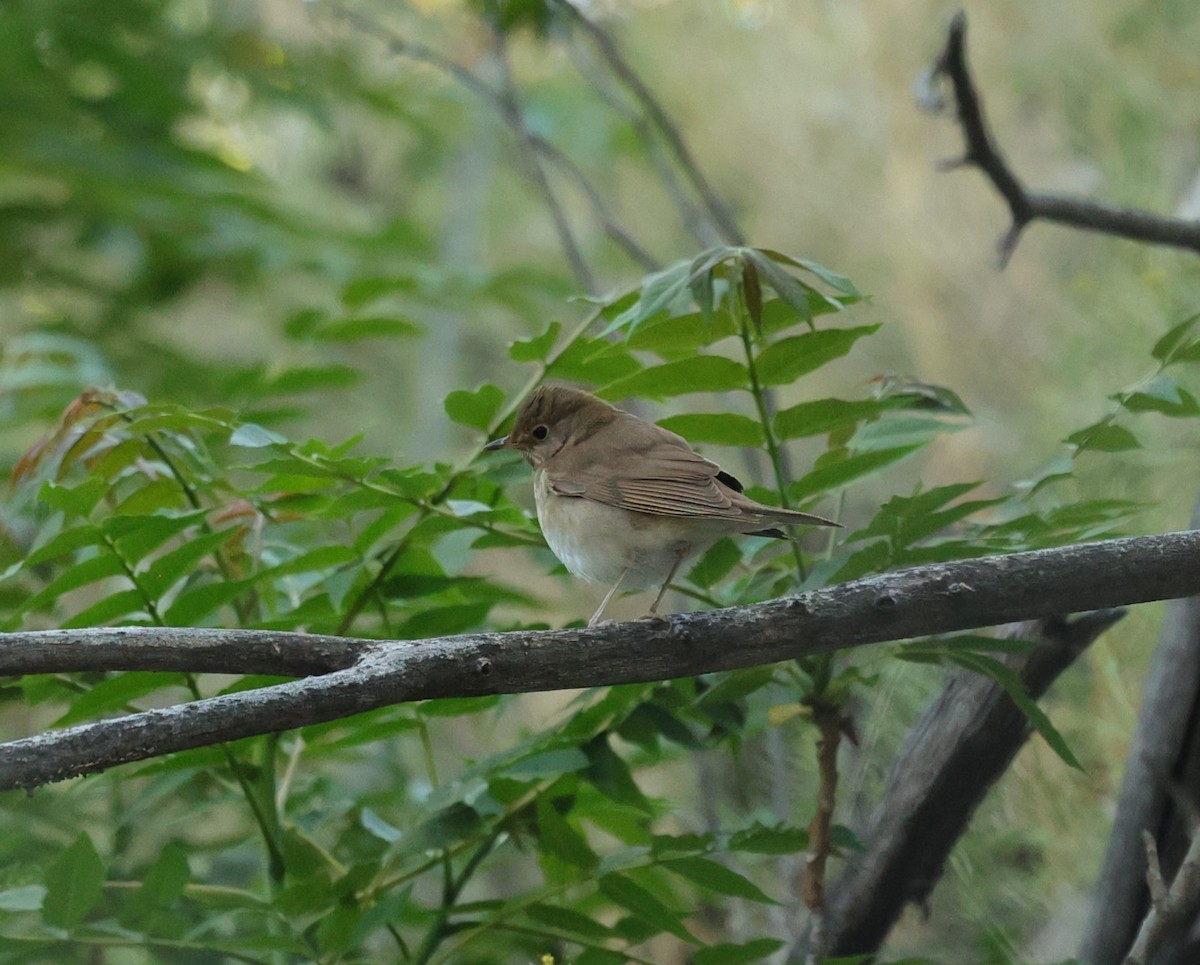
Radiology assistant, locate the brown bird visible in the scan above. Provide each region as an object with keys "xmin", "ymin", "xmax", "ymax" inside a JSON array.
[{"xmin": 485, "ymin": 384, "xmax": 840, "ymax": 625}]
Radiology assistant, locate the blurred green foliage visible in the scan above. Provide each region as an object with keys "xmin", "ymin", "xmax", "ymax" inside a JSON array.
[{"xmin": 2, "ymin": 0, "xmax": 1200, "ymax": 962}]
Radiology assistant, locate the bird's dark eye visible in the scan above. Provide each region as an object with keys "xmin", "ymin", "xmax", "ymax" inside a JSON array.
[{"xmin": 532, "ymin": 425, "xmax": 549, "ymax": 441}]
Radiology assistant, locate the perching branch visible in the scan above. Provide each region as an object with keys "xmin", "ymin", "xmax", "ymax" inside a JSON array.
[
  {"xmin": 926, "ymin": 11, "xmax": 1200, "ymax": 265},
  {"xmin": 2, "ymin": 531, "xmax": 1199, "ymax": 793}
]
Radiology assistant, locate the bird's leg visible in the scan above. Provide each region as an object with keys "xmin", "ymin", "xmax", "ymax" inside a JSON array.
[
  {"xmin": 646, "ymin": 546, "xmax": 688, "ymax": 619},
  {"xmin": 589, "ymin": 567, "xmax": 630, "ymax": 627}
]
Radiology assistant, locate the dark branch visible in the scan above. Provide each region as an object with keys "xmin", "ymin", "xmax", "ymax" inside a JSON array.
[
  {"xmin": 2, "ymin": 531, "xmax": 1200, "ymax": 793},
  {"xmin": 928, "ymin": 11, "xmax": 1200, "ymax": 265},
  {"xmin": 797, "ymin": 609, "xmax": 1123, "ymax": 959}
]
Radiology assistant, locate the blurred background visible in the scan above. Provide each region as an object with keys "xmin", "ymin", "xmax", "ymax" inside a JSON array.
[{"xmin": 3, "ymin": 0, "xmax": 1200, "ymax": 959}]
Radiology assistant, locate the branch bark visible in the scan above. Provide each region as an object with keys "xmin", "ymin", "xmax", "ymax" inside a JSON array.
[
  {"xmin": 926, "ymin": 11, "xmax": 1200, "ymax": 265},
  {"xmin": 791, "ymin": 609, "xmax": 1124, "ymax": 959},
  {"xmin": 1082, "ymin": 502, "xmax": 1200, "ymax": 965},
  {"xmin": 2, "ymin": 531, "xmax": 1199, "ymax": 793}
]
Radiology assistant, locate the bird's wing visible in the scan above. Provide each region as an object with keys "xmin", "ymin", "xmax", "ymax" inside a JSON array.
[{"xmin": 546, "ymin": 415, "xmax": 743, "ymax": 518}]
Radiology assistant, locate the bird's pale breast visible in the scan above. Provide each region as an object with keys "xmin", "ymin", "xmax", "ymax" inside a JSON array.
[{"xmin": 533, "ymin": 469, "xmax": 718, "ymax": 589}]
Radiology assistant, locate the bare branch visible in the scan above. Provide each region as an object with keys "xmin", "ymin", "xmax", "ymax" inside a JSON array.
[
  {"xmin": 555, "ymin": 0, "xmax": 746, "ymax": 246},
  {"xmin": 2, "ymin": 531, "xmax": 1200, "ymax": 793},
  {"xmin": 330, "ymin": 6, "xmax": 657, "ymax": 280},
  {"xmin": 489, "ymin": 22, "xmax": 596, "ymax": 294},
  {"xmin": 928, "ymin": 11, "xmax": 1200, "ymax": 265},
  {"xmin": 1125, "ymin": 827, "xmax": 1200, "ymax": 965},
  {"xmin": 793, "ymin": 609, "xmax": 1125, "ymax": 959}
]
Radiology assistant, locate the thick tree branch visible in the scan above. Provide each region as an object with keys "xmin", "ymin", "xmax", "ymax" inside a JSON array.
[
  {"xmin": 1, "ymin": 531, "xmax": 1198, "ymax": 793},
  {"xmin": 795, "ymin": 609, "xmax": 1124, "ymax": 959},
  {"xmin": 927, "ymin": 12, "xmax": 1200, "ymax": 265}
]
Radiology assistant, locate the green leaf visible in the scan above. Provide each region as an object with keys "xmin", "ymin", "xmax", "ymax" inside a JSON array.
[
  {"xmin": 951, "ymin": 652, "xmax": 1082, "ymax": 770},
  {"xmin": 360, "ymin": 807, "xmax": 403, "ymax": 844},
  {"xmin": 24, "ymin": 525, "xmax": 104, "ymax": 567},
  {"xmin": 1118, "ymin": 375, "xmax": 1200, "ymax": 417},
  {"xmin": 444, "ymin": 383, "xmax": 505, "ymax": 432},
  {"xmin": 691, "ymin": 255, "xmax": 717, "ymax": 321},
  {"xmin": 789, "ymin": 447, "xmax": 921, "ymax": 502},
  {"xmin": 757, "ymin": 248, "xmax": 861, "ymax": 296},
  {"xmin": 525, "ymin": 902, "xmax": 612, "ymax": 942},
  {"xmin": 598, "ymin": 873, "xmax": 695, "ymax": 942},
  {"xmin": 39, "ymin": 478, "xmax": 109, "ymax": 519},
  {"xmin": 663, "ymin": 856, "xmax": 776, "ymax": 904},
  {"xmin": 341, "ymin": 275, "xmax": 419, "ymax": 307},
  {"xmin": 657, "ymin": 413, "xmax": 765, "ymax": 448},
  {"xmin": 43, "ymin": 833, "xmax": 105, "ymax": 929},
  {"xmin": 267, "ymin": 365, "xmax": 360, "ymax": 394},
  {"xmin": 119, "ymin": 841, "xmax": 189, "ymax": 926},
  {"xmin": 745, "ymin": 249, "xmax": 815, "ymax": 324},
  {"xmin": 230, "ymin": 423, "xmax": 287, "ymax": 448},
  {"xmin": 625, "ymin": 309, "xmax": 738, "ymax": 354},
  {"xmin": 546, "ymin": 336, "xmax": 641, "ymax": 385},
  {"xmin": 1065, "ymin": 422, "xmax": 1140, "ymax": 453},
  {"xmin": 61, "ymin": 589, "xmax": 148, "ymax": 629},
  {"xmin": 508, "ymin": 747, "xmax": 590, "ymax": 777},
  {"xmin": 536, "ymin": 796, "xmax": 598, "ymax": 870},
  {"xmin": 727, "ymin": 822, "xmax": 808, "ymax": 854},
  {"xmin": 741, "ymin": 260, "xmax": 763, "ymax": 329},
  {"xmin": 56, "ymin": 672, "xmax": 183, "ymax": 726},
  {"xmin": 599, "ymin": 356, "xmax": 749, "ymax": 400},
  {"xmin": 774, "ymin": 397, "xmax": 894, "ymax": 440},
  {"xmin": 260, "ymin": 545, "xmax": 358, "ymax": 579},
  {"xmin": 312, "ymin": 317, "xmax": 421, "ymax": 341},
  {"xmin": 693, "ymin": 938, "xmax": 786, "ymax": 965},
  {"xmin": 583, "ymin": 735, "xmax": 648, "ymax": 809},
  {"xmin": 849, "ymin": 415, "xmax": 968, "ymax": 453},
  {"xmin": 0, "ymin": 885, "xmax": 46, "ymax": 912},
  {"xmin": 19, "ymin": 553, "xmax": 127, "ymax": 617},
  {"xmin": 755, "ymin": 326, "xmax": 879, "ymax": 386},
  {"xmin": 162, "ymin": 578, "xmax": 252, "ymax": 625},
  {"xmin": 103, "ymin": 511, "xmax": 204, "ymax": 564},
  {"xmin": 509, "ymin": 322, "xmax": 561, "ymax": 362},
  {"xmin": 140, "ymin": 527, "xmax": 238, "ymax": 598},
  {"xmin": 600, "ymin": 259, "xmax": 694, "ymax": 338},
  {"xmin": 1151, "ymin": 313, "xmax": 1200, "ymax": 366},
  {"xmin": 687, "ymin": 538, "xmax": 741, "ymax": 589}
]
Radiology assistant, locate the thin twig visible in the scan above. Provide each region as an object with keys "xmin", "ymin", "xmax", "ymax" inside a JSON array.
[
  {"xmin": 802, "ymin": 708, "xmax": 845, "ymax": 963},
  {"xmin": 489, "ymin": 21, "xmax": 596, "ymax": 294},
  {"xmin": 564, "ymin": 40, "xmax": 717, "ymax": 248},
  {"xmin": 927, "ymin": 11, "xmax": 1200, "ymax": 265},
  {"xmin": 330, "ymin": 5, "xmax": 657, "ymax": 278},
  {"xmin": 555, "ymin": 0, "xmax": 745, "ymax": 245},
  {"xmin": 1124, "ymin": 826, "xmax": 1200, "ymax": 965}
]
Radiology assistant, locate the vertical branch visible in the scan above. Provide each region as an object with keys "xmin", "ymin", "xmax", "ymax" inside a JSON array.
[
  {"xmin": 489, "ymin": 23, "xmax": 597, "ymax": 295},
  {"xmin": 803, "ymin": 709, "xmax": 845, "ymax": 963}
]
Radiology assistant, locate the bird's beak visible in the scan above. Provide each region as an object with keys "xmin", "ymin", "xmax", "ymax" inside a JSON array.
[{"xmin": 483, "ymin": 435, "xmax": 509, "ymax": 452}]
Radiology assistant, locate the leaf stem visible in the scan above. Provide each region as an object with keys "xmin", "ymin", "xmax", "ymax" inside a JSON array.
[{"xmin": 731, "ymin": 270, "xmax": 807, "ymax": 581}]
